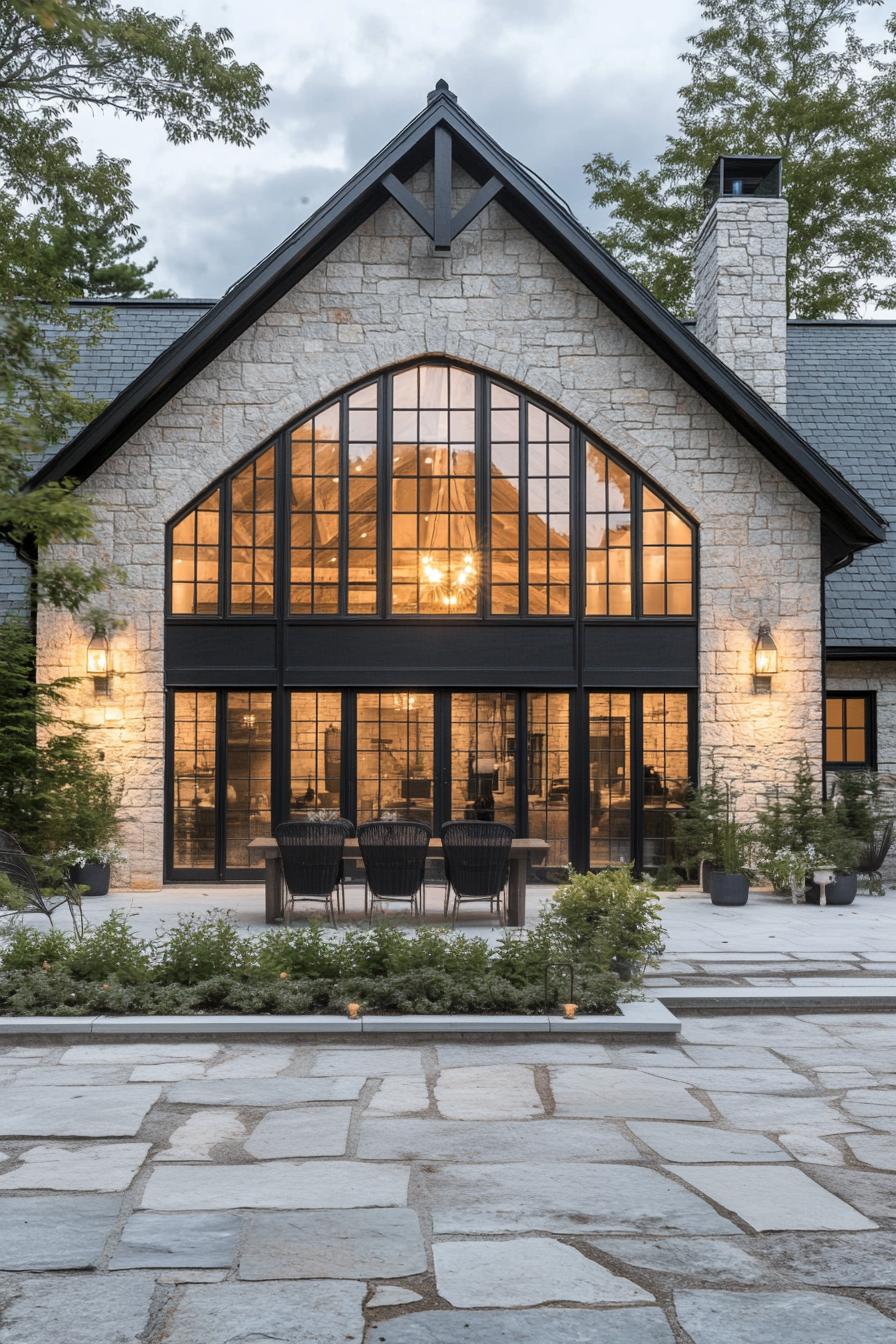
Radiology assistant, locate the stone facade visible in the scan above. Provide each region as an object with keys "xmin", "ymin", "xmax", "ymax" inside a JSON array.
[
  {"xmin": 694, "ymin": 198, "xmax": 789, "ymax": 416},
  {"xmin": 37, "ymin": 168, "xmax": 822, "ymax": 887}
]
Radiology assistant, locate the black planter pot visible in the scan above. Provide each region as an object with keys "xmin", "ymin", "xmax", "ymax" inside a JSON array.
[
  {"xmin": 709, "ymin": 871, "xmax": 749, "ymax": 906},
  {"xmin": 701, "ymin": 860, "xmax": 716, "ymax": 894},
  {"xmin": 805, "ymin": 872, "xmax": 858, "ymax": 906},
  {"xmin": 68, "ymin": 861, "xmax": 110, "ymax": 897}
]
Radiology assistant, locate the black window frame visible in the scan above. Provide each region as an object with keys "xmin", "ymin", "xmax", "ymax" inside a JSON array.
[
  {"xmin": 164, "ymin": 358, "xmax": 698, "ymax": 627},
  {"xmin": 824, "ymin": 691, "xmax": 876, "ymax": 771}
]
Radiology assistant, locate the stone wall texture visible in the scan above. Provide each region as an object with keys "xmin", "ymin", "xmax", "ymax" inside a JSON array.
[
  {"xmin": 37, "ymin": 169, "xmax": 823, "ymax": 887},
  {"xmin": 694, "ymin": 197, "xmax": 789, "ymax": 415}
]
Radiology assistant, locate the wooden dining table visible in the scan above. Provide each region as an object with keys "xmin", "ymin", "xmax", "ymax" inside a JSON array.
[{"xmin": 248, "ymin": 835, "xmax": 550, "ymax": 928}]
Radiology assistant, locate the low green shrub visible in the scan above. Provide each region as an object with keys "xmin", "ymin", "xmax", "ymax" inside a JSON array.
[{"xmin": 543, "ymin": 866, "xmax": 665, "ymax": 974}]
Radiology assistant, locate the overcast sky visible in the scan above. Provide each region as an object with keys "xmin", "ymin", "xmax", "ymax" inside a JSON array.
[{"xmin": 66, "ymin": 0, "xmax": 876, "ymax": 297}]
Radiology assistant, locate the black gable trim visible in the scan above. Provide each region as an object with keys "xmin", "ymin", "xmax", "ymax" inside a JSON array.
[{"xmin": 28, "ymin": 88, "xmax": 884, "ymax": 566}]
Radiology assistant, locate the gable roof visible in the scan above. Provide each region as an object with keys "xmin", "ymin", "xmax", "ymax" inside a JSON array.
[
  {"xmin": 786, "ymin": 321, "xmax": 896, "ymax": 652},
  {"xmin": 28, "ymin": 83, "xmax": 885, "ymax": 567}
]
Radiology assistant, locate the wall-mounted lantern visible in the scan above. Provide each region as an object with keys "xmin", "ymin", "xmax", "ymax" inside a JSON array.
[
  {"xmin": 753, "ymin": 621, "xmax": 778, "ymax": 694},
  {"xmin": 86, "ymin": 628, "xmax": 110, "ymax": 694}
]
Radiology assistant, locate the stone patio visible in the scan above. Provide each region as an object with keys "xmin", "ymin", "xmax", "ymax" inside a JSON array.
[{"xmin": 3, "ymin": 1019, "xmax": 896, "ymax": 1340}]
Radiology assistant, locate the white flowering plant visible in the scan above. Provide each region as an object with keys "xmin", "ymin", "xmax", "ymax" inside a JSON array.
[{"xmin": 55, "ymin": 845, "xmax": 122, "ymax": 869}]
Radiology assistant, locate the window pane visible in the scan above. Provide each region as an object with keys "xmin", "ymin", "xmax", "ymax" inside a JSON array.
[
  {"xmin": 585, "ymin": 443, "xmax": 631, "ymax": 616},
  {"xmin": 347, "ymin": 383, "xmax": 379, "ymax": 613},
  {"xmin": 172, "ymin": 691, "xmax": 217, "ymax": 869},
  {"xmin": 356, "ymin": 693, "xmax": 434, "ymax": 826},
  {"xmin": 589, "ymin": 693, "xmax": 632, "ymax": 866},
  {"xmin": 640, "ymin": 489, "xmax": 694, "ymax": 617},
  {"xmin": 526, "ymin": 692, "xmax": 570, "ymax": 876},
  {"xmin": 527, "ymin": 412, "xmax": 570, "ymax": 615},
  {"xmin": 290, "ymin": 692, "xmax": 342, "ymax": 812},
  {"xmin": 489, "ymin": 385, "xmax": 520, "ymax": 614},
  {"xmin": 169, "ymin": 490, "xmax": 220, "ymax": 615},
  {"xmin": 291, "ymin": 401, "xmax": 342, "ymax": 614},
  {"xmin": 642, "ymin": 692, "xmax": 690, "ymax": 869},
  {"xmin": 224, "ymin": 692, "xmax": 272, "ymax": 869},
  {"xmin": 450, "ymin": 693, "xmax": 516, "ymax": 827},
  {"xmin": 230, "ymin": 448, "xmax": 275, "ymax": 614},
  {"xmin": 390, "ymin": 364, "xmax": 478, "ymax": 614}
]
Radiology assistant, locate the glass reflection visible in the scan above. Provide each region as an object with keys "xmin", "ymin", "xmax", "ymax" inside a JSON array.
[
  {"xmin": 356, "ymin": 692, "xmax": 435, "ymax": 825},
  {"xmin": 585, "ymin": 446, "xmax": 632, "ymax": 616},
  {"xmin": 589, "ymin": 692, "xmax": 632, "ymax": 865},
  {"xmin": 642, "ymin": 692, "xmax": 690, "ymax": 868},
  {"xmin": 230, "ymin": 448, "xmax": 275, "ymax": 614},
  {"xmin": 450, "ymin": 693, "xmax": 516, "ymax": 825},
  {"xmin": 290, "ymin": 692, "xmax": 342, "ymax": 812},
  {"xmin": 224, "ymin": 692, "xmax": 272, "ymax": 870},
  {"xmin": 172, "ymin": 691, "xmax": 217, "ymax": 869},
  {"xmin": 526, "ymin": 692, "xmax": 570, "ymax": 874}
]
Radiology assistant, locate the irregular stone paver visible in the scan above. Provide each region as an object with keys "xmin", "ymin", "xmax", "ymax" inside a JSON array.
[
  {"xmin": 668, "ymin": 1165, "xmax": 875, "ymax": 1231},
  {"xmin": 643, "ymin": 1066, "xmax": 812, "ymax": 1094},
  {"xmin": 423, "ymin": 1162, "xmax": 737, "ymax": 1235},
  {"xmin": 806, "ymin": 1169, "xmax": 896, "ymax": 1220},
  {"xmin": 369, "ymin": 1307, "xmax": 676, "ymax": 1342},
  {"xmin": 755, "ymin": 1231, "xmax": 896, "ymax": 1286},
  {"xmin": 433, "ymin": 1237, "xmax": 653, "ymax": 1306},
  {"xmin": 845, "ymin": 1132, "xmax": 896, "ymax": 1170},
  {"xmin": 357, "ymin": 1117, "xmax": 639, "ymax": 1162},
  {"xmin": 129, "ymin": 1061, "xmax": 205, "ymax": 1082},
  {"xmin": 550, "ymin": 1066, "xmax": 710, "ymax": 1120},
  {"xmin": 629, "ymin": 1122, "xmax": 787, "ymax": 1163},
  {"xmin": 366, "ymin": 1075, "xmax": 429, "ymax": 1115},
  {"xmin": 167, "ymin": 1077, "xmax": 364, "ymax": 1106},
  {"xmin": 367, "ymin": 1286, "xmax": 422, "ymax": 1309},
  {"xmin": 154, "ymin": 1108, "xmax": 246, "ymax": 1161},
  {"xmin": 707, "ymin": 1091, "xmax": 860, "ymax": 1134},
  {"xmin": 434, "ymin": 1065, "xmax": 542, "ymax": 1120},
  {"xmin": 0, "ymin": 1274, "xmax": 156, "ymax": 1344},
  {"xmin": 0, "ymin": 1194, "xmax": 121, "ymax": 1269},
  {"xmin": 205, "ymin": 1046, "xmax": 296, "ymax": 1078},
  {"xmin": 681, "ymin": 1045, "xmax": 790, "ymax": 1068},
  {"xmin": 840, "ymin": 1088, "xmax": 896, "ymax": 1123},
  {"xmin": 309, "ymin": 1047, "xmax": 423, "ymax": 1075},
  {"xmin": 160, "ymin": 1280, "xmax": 366, "ymax": 1344},
  {"xmin": 592, "ymin": 1235, "xmax": 778, "ymax": 1285},
  {"xmin": 436, "ymin": 1043, "xmax": 611, "ymax": 1066},
  {"xmin": 0, "ymin": 1141, "xmax": 149, "ymax": 1191},
  {"xmin": 13, "ymin": 1065, "xmax": 128, "ymax": 1086},
  {"xmin": 679, "ymin": 1017, "xmax": 834, "ymax": 1046},
  {"xmin": 141, "ymin": 1159, "xmax": 409, "ymax": 1210},
  {"xmin": 239, "ymin": 1208, "xmax": 425, "ymax": 1279},
  {"xmin": 110, "ymin": 1211, "xmax": 241, "ymax": 1268},
  {"xmin": 674, "ymin": 1288, "xmax": 896, "ymax": 1343},
  {"xmin": 244, "ymin": 1106, "xmax": 352, "ymax": 1158},
  {"xmin": 778, "ymin": 1132, "xmax": 844, "ymax": 1166},
  {"xmin": 61, "ymin": 1043, "xmax": 218, "ymax": 1063},
  {"xmin": 0, "ymin": 1084, "xmax": 160, "ymax": 1137}
]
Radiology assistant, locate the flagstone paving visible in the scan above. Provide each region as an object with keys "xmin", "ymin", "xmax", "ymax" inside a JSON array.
[{"xmin": 4, "ymin": 1014, "xmax": 896, "ymax": 1340}]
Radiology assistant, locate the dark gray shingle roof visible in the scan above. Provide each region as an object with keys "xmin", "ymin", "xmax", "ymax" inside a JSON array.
[
  {"xmin": 33, "ymin": 298, "xmax": 213, "ymax": 473},
  {"xmin": 786, "ymin": 321, "xmax": 896, "ymax": 650}
]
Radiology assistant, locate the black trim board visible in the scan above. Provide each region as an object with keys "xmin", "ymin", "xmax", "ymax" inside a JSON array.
[{"xmin": 28, "ymin": 86, "xmax": 884, "ymax": 568}]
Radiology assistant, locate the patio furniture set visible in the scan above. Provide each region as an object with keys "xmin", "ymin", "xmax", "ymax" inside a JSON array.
[{"xmin": 249, "ymin": 822, "xmax": 549, "ymax": 928}]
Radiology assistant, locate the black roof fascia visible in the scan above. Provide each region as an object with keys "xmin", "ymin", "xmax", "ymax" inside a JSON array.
[
  {"xmin": 826, "ymin": 646, "xmax": 896, "ymax": 661},
  {"xmin": 29, "ymin": 89, "xmax": 884, "ymax": 564}
]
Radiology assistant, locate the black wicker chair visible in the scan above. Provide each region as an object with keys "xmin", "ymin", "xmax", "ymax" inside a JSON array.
[
  {"xmin": 274, "ymin": 820, "xmax": 346, "ymax": 927},
  {"xmin": 0, "ymin": 829, "xmax": 81, "ymax": 928},
  {"xmin": 357, "ymin": 820, "xmax": 431, "ymax": 923},
  {"xmin": 441, "ymin": 821, "xmax": 514, "ymax": 927}
]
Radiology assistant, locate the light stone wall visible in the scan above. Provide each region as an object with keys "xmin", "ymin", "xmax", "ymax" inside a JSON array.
[
  {"xmin": 826, "ymin": 660, "xmax": 896, "ymax": 879},
  {"xmin": 694, "ymin": 198, "xmax": 789, "ymax": 415},
  {"xmin": 38, "ymin": 168, "xmax": 822, "ymax": 887}
]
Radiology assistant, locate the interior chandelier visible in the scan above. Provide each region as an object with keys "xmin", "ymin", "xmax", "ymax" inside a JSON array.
[{"xmin": 420, "ymin": 551, "xmax": 477, "ymax": 606}]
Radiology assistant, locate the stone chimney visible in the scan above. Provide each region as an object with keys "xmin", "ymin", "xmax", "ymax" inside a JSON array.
[{"xmin": 694, "ymin": 155, "xmax": 788, "ymax": 415}]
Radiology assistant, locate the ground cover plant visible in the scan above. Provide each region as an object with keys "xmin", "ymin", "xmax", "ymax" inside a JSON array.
[{"xmin": 0, "ymin": 868, "xmax": 663, "ymax": 1016}]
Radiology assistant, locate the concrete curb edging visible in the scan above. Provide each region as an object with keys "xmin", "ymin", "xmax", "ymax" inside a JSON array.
[{"xmin": 0, "ymin": 999, "xmax": 679, "ymax": 1039}]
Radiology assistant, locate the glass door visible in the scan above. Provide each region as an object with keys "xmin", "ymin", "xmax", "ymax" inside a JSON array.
[
  {"xmin": 224, "ymin": 691, "xmax": 272, "ymax": 874},
  {"xmin": 449, "ymin": 692, "xmax": 517, "ymax": 826},
  {"xmin": 525, "ymin": 692, "xmax": 571, "ymax": 878},
  {"xmin": 355, "ymin": 692, "xmax": 435, "ymax": 826}
]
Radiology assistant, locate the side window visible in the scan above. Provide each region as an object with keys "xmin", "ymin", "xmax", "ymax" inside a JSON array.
[{"xmin": 826, "ymin": 693, "xmax": 874, "ymax": 768}]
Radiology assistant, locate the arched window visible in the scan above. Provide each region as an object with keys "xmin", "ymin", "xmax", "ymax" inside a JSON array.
[{"xmin": 167, "ymin": 360, "xmax": 696, "ymax": 621}]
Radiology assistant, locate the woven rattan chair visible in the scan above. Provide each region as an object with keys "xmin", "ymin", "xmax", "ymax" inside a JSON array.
[
  {"xmin": 441, "ymin": 821, "xmax": 514, "ymax": 927},
  {"xmin": 274, "ymin": 820, "xmax": 346, "ymax": 928},
  {"xmin": 357, "ymin": 820, "xmax": 431, "ymax": 924}
]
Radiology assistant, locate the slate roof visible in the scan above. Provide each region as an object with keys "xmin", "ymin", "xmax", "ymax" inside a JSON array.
[
  {"xmin": 31, "ymin": 302, "xmax": 896, "ymax": 653},
  {"xmin": 786, "ymin": 321, "xmax": 896, "ymax": 652}
]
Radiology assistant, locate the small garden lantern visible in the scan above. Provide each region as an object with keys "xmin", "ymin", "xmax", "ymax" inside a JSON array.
[{"xmin": 753, "ymin": 621, "xmax": 778, "ymax": 694}]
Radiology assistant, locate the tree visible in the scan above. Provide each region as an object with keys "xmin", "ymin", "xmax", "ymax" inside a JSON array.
[
  {"xmin": 585, "ymin": 0, "xmax": 896, "ymax": 319},
  {"xmin": 0, "ymin": 0, "xmax": 268, "ymax": 611},
  {"xmin": 45, "ymin": 206, "xmax": 174, "ymax": 298}
]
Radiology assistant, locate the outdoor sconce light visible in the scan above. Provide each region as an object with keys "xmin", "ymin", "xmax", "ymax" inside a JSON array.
[
  {"xmin": 753, "ymin": 621, "xmax": 778, "ymax": 694},
  {"xmin": 86, "ymin": 629, "xmax": 110, "ymax": 694}
]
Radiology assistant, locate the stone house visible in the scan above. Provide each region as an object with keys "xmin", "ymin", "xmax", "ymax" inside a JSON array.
[{"xmin": 4, "ymin": 83, "xmax": 891, "ymax": 889}]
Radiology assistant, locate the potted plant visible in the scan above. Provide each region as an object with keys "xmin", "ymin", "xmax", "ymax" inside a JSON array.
[
  {"xmin": 56, "ymin": 765, "xmax": 123, "ymax": 897},
  {"xmin": 829, "ymin": 771, "xmax": 894, "ymax": 897},
  {"xmin": 673, "ymin": 764, "xmax": 725, "ymax": 890},
  {"xmin": 709, "ymin": 787, "xmax": 753, "ymax": 906},
  {"xmin": 757, "ymin": 845, "xmax": 811, "ymax": 904},
  {"xmin": 804, "ymin": 827, "xmax": 861, "ymax": 906},
  {"xmin": 57, "ymin": 844, "xmax": 121, "ymax": 897}
]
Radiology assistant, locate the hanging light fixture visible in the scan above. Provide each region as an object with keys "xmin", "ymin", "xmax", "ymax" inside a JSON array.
[
  {"xmin": 753, "ymin": 621, "xmax": 778, "ymax": 693},
  {"xmin": 86, "ymin": 628, "xmax": 110, "ymax": 695}
]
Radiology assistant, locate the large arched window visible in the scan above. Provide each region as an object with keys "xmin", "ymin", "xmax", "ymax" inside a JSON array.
[{"xmin": 167, "ymin": 360, "xmax": 696, "ymax": 621}]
